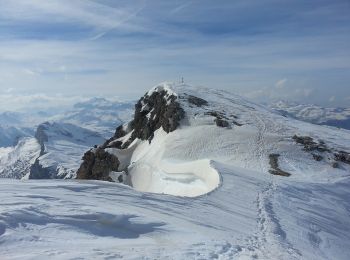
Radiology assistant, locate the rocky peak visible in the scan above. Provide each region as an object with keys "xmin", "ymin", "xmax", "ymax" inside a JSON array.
[
  {"xmin": 34, "ymin": 122, "xmax": 49, "ymax": 155},
  {"xmin": 102, "ymin": 85, "xmax": 185, "ymax": 150},
  {"xmin": 77, "ymin": 84, "xmax": 185, "ymax": 181}
]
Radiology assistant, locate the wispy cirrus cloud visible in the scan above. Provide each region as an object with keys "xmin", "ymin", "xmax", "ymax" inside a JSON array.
[{"xmin": 0, "ymin": 0, "xmax": 349, "ymax": 107}]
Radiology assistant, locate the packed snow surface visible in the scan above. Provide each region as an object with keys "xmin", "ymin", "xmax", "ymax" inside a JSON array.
[{"xmin": 1, "ymin": 83, "xmax": 350, "ymax": 259}]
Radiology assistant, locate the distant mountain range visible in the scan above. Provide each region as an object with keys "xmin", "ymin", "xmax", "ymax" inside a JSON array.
[
  {"xmin": 270, "ymin": 100, "xmax": 350, "ymax": 130},
  {"xmin": 0, "ymin": 97, "xmax": 134, "ymax": 179}
]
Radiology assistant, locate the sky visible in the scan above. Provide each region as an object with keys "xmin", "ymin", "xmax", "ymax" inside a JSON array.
[{"xmin": 0, "ymin": 0, "xmax": 349, "ymax": 110}]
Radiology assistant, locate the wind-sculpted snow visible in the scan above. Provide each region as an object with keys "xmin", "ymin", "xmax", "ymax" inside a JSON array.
[{"xmin": 1, "ymin": 164, "xmax": 350, "ymax": 259}]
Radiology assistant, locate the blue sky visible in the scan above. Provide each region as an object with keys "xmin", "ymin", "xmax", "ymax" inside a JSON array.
[{"xmin": 0, "ymin": 0, "xmax": 349, "ymax": 109}]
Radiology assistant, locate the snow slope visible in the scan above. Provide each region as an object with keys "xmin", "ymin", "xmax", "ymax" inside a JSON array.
[
  {"xmin": 1, "ymin": 83, "xmax": 350, "ymax": 259},
  {"xmin": 1, "ymin": 170, "xmax": 349, "ymax": 259},
  {"xmin": 0, "ymin": 125, "xmax": 33, "ymax": 147},
  {"xmin": 30, "ymin": 122, "xmax": 106, "ymax": 179},
  {"xmin": 0, "ymin": 137, "xmax": 40, "ymax": 179}
]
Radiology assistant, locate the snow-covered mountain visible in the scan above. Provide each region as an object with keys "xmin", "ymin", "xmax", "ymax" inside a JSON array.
[
  {"xmin": 0, "ymin": 137, "xmax": 40, "ymax": 179},
  {"xmin": 28, "ymin": 122, "xmax": 106, "ymax": 179},
  {"xmin": 0, "ymin": 125, "xmax": 34, "ymax": 147},
  {"xmin": 0, "ymin": 98, "xmax": 134, "ymax": 179},
  {"xmin": 51, "ymin": 97, "xmax": 134, "ymax": 138},
  {"xmin": 270, "ymin": 100, "xmax": 350, "ymax": 130},
  {"xmin": 1, "ymin": 83, "xmax": 350, "ymax": 259}
]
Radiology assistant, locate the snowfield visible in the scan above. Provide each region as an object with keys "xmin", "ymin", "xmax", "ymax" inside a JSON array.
[
  {"xmin": 1, "ymin": 170, "xmax": 349, "ymax": 259},
  {"xmin": 1, "ymin": 83, "xmax": 350, "ymax": 259}
]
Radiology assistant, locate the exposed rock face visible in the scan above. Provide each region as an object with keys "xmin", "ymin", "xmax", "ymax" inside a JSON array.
[
  {"xmin": 102, "ymin": 125, "xmax": 127, "ymax": 149},
  {"xmin": 268, "ymin": 154, "xmax": 291, "ymax": 177},
  {"xmin": 335, "ymin": 151, "xmax": 350, "ymax": 165},
  {"xmin": 77, "ymin": 87, "xmax": 185, "ymax": 181},
  {"xmin": 76, "ymin": 148, "xmax": 119, "ymax": 181},
  {"xmin": 293, "ymin": 134, "xmax": 350, "ymax": 167},
  {"xmin": 187, "ymin": 95, "xmax": 208, "ymax": 107},
  {"xmin": 312, "ymin": 154, "xmax": 323, "ymax": 161},
  {"xmin": 130, "ymin": 90, "xmax": 185, "ymax": 142},
  {"xmin": 292, "ymin": 135, "xmax": 329, "ymax": 152},
  {"xmin": 103, "ymin": 88, "xmax": 185, "ymax": 149},
  {"xmin": 28, "ymin": 123, "xmax": 51, "ymax": 179},
  {"xmin": 35, "ymin": 123, "xmax": 49, "ymax": 155},
  {"xmin": 205, "ymin": 110, "xmax": 242, "ymax": 127},
  {"xmin": 215, "ymin": 118, "xmax": 230, "ymax": 128},
  {"xmin": 29, "ymin": 159, "xmax": 60, "ymax": 179}
]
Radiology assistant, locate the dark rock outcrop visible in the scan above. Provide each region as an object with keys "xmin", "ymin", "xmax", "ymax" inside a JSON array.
[
  {"xmin": 101, "ymin": 88, "xmax": 185, "ymax": 150},
  {"xmin": 205, "ymin": 110, "xmax": 242, "ymax": 127},
  {"xmin": 215, "ymin": 118, "xmax": 230, "ymax": 128},
  {"xmin": 312, "ymin": 154, "xmax": 323, "ymax": 161},
  {"xmin": 76, "ymin": 148, "xmax": 119, "ymax": 181},
  {"xmin": 334, "ymin": 151, "xmax": 350, "ymax": 165},
  {"xmin": 77, "ymin": 87, "xmax": 185, "ymax": 181},
  {"xmin": 187, "ymin": 95, "xmax": 208, "ymax": 107},
  {"xmin": 29, "ymin": 159, "xmax": 60, "ymax": 179},
  {"xmin": 35, "ymin": 123, "xmax": 49, "ymax": 155},
  {"xmin": 205, "ymin": 111, "xmax": 228, "ymax": 120},
  {"xmin": 102, "ymin": 125, "xmax": 127, "ymax": 149},
  {"xmin": 268, "ymin": 154, "xmax": 291, "ymax": 177},
  {"xmin": 293, "ymin": 135, "xmax": 350, "ymax": 167},
  {"xmin": 130, "ymin": 90, "xmax": 184, "ymax": 142},
  {"xmin": 292, "ymin": 135, "xmax": 329, "ymax": 152},
  {"xmin": 28, "ymin": 123, "xmax": 52, "ymax": 179}
]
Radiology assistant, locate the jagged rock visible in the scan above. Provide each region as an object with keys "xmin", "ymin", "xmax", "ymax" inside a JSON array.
[
  {"xmin": 205, "ymin": 111, "xmax": 228, "ymax": 120},
  {"xmin": 215, "ymin": 118, "xmax": 230, "ymax": 128},
  {"xmin": 334, "ymin": 151, "xmax": 350, "ymax": 165},
  {"xmin": 35, "ymin": 123, "xmax": 49, "ymax": 155},
  {"xmin": 312, "ymin": 154, "xmax": 323, "ymax": 161},
  {"xmin": 76, "ymin": 87, "xmax": 185, "ymax": 181},
  {"xmin": 126, "ymin": 89, "xmax": 184, "ymax": 144},
  {"xmin": 292, "ymin": 135, "xmax": 329, "ymax": 152},
  {"xmin": 332, "ymin": 162, "xmax": 339, "ymax": 168},
  {"xmin": 232, "ymin": 120, "xmax": 243, "ymax": 126},
  {"xmin": 29, "ymin": 159, "xmax": 60, "ymax": 179},
  {"xmin": 268, "ymin": 154, "xmax": 291, "ymax": 177},
  {"xmin": 102, "ymin": 125, "xmax": 126, "ymax": 149},
  {"xmin": 76, "ymin": 148, "xmax": 119, "ymax": 181},
  {"xmin": 206, "ymin": 111, "xmax": 242, "ymax": 127},
  {"xmin": 187, "ymin": 95, "xmax": 208, "ymax": 107}
]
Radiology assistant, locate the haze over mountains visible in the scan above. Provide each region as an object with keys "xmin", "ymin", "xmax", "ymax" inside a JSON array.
[{"xmin": 270, "ymin": 100, "xmax": 350, "ymax": 130}]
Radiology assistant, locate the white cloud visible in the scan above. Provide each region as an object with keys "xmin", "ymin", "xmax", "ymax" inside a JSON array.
[
  {"xmin": 0, "ymin": 93, "xmax": 86, "ymax": 112},
  {"xmin": 23, "ymin": 68, "xmax": 40, "ymax": 76},
  {"xmin": 0, "ymin": 0, "xmax": 145, "ymax": 32},
  {"xmin": 275, "ymin": 78, "xmax": 287, "ymax": 89},
  {"xmin": 4, "ymin": 88, "xmax": 14, "ymax": 93},
  {"xmin": 170, "ymin": 1, "xmax": 194, "ymax": 14},
  {"xmin": 329, "ymin": 96, "xmax": 336, "ymax": 102}
]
